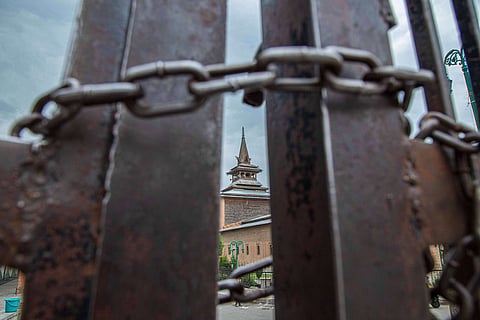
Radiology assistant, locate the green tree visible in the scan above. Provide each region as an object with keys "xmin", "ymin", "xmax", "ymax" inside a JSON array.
[
  {"xmin": 218, "ymin": 236, "xmax": 232, "ymax": 279},
  {"xmin": 218, "ymin": 235, "xmax": 224, "ymax": 256}
]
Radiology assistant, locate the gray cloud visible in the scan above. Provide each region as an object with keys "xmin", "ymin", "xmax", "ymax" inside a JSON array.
[
  {"xmin": 389, "ymin": 0, "xmax": 476, "ymax": 129},
  {"xmin": 222, "ymin": 0, "xmax": 267, "ymax": 189},
  {"xmin": 0, "ymin": 0, "xmax": 75, "ymax": 23},
  {"xmin": 0, "ymin": 0, "xmax": 77, "ymax": 136}
]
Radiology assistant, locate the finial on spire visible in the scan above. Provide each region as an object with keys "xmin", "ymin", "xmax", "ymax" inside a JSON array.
[
  {"xmin": 236, "ymin": 127, "xmax": 250, "ymax": 165},
  {"xmin": 222, "ymin": 126, "xmax": 268, "ymax": 193}
]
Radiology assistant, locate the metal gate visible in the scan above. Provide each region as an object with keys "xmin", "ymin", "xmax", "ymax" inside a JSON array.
[{"xmin": 0, "ymin": 0, "xmax": 479, "ymax": 319}]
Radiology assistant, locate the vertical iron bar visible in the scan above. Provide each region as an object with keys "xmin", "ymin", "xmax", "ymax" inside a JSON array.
[
  {"xmin": 0, "ymin": 139, "xmax": 32, "ymax": 270},
  {"xmin": 0, "ymin": 1, "xmax": 133, "ymax": 318},
  {"xmin": 263, "ymin": 0, "xmax": 430, "ymax": 319},
  {"xmin": 91, "ymin": 1, "xmax": 225, "ymax": 319},
  {"xmin": 314, "ymin": 0, "xmax": 429, "ymax": 317},
  {"xmin": 406, "ymin": 0, "xmax": 455, "ymax": 117},
  {"xmin": 26, "ymin": 1, "xmax": 132, "ymax": 317},
  {"xmin": 261, "ymin": 1, "xmax": 343, "ymax": 319},
  {"xmin": 451, "ymin": 5, "xmax": 480, "ymax": 317},
  {"xmin": 452, "ymin": 0, "xmax": 480, "ymax": 127}
]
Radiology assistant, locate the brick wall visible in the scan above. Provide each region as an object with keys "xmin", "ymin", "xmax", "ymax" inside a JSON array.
[
  {"xmin": 220, "ymin": 223, "xmax": 272, "ymax": 265},
  {"xmin": 224, "ymin": 197, "xmax": 270, "ymax": 225}
]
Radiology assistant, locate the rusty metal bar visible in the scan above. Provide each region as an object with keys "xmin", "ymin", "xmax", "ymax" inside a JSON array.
[
  {"xmin": 261, "ymin": 1, "xmax": 343, "ymax": 319},
  {"xmin": 409, "ymin": 140, "xmax": 468, "ymax": 244},
  {"xmin": 405, "ymin": 0, "xmax": 455, "ymax": 116},
  {"xmin": 0, "ymin": 1, "xmax": 133, "ymax": 318},
  {"xmin": 91, "ymin": 1, "xmax": 225, "ymax": 319},
  {"xmin": 452, "ymin": 0, "xmax": 480, "ymax": 125},
  {"xmin": 0, "ymin": 139, "xmax": 32, "ymax": 270},
  {"xmin": 23, "ymin": 1, "xmax": 133, "ymax": 318},
  {"xmin": 262, "ymin": 0, "xmax": 431, "ymax": 319},
  {"xmin": 313, "ymin": 0, "xmax": 429, "ymax": 318}
]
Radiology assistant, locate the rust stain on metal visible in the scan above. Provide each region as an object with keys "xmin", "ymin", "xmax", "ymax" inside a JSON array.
[
  {"xmin": 403, "ymin": 138, "xmax": 426, "ymax": 241},
  {"xmin": 91, "ymin": 1, "xmax": 225, "ymax": 319},
  {"xmin": 0, "ymin": 1, "xmax": 134, "ymax": 319},
  {"xmin": 262, "ymin": 1, "xmax": 339, "ymax": 319},
  {"xmin": 18, "ymin": 140, "xmax": 102, "ymax": 320},
  {"xmin": 378, "ymin": 0, "xmax": 396, "ymax": 28},
  {"xmin": 0, "ymin": 140, "xmax": 35, "ymax": 270},
  {"xmin": 312, "ymin": 0, "xmax": 427, "ymax": 318},
  {"xmin": 408, "ymin": 140, "xmax": 468, "ymax": 244},
  {"xmin": 123, "ymin": 233, "xmax": 153, "ymax": 263}
]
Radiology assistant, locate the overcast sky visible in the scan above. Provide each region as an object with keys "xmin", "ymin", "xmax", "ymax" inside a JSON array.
[
  {"xmin": 0, "ymin": 0, "xmax": 477, "ymax": 190},
  {"xmin": 0, "ymin": 0, "xmax": 78, "ymax": 136}
]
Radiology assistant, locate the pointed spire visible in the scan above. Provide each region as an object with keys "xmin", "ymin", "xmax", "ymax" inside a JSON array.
[
  {"xmin": 236, "ymin": 126, "xmax": 250, "ymax": 164},
  {"xmin": 223, "ymin": 127, "xmax": 268, "ymax": 193}
]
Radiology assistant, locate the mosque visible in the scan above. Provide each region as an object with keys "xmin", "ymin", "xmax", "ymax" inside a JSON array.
[{"xmin": 219, "ymin": 128, "xmax": 272, "ymax": 266}]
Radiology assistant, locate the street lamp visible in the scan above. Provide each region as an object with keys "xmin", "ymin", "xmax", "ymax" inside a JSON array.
[
  {"xmin": 229, "ymin": 240, "xmax": 244, "ymax": 269},
  {"xmin": 444, "ymin": 48, "xmax": 479, "ymax": 129}
]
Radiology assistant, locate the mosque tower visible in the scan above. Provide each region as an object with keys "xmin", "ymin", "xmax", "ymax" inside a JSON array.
[
  {"xmin": 220, "ymin": 127, "xmax": 269, "ymax": 227},
  {"xmin": 222, "ymin": 127, "xmax": 268, "ymax": 193}
]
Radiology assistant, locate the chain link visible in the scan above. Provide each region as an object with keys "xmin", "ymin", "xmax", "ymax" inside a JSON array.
[
  {"xmin": 8, "ymin": 43, "xmax": 478, "ymax": 315},
  {"xmin": 416, "ymin": 112, "xmax": 480, "ymax": 153},
  {"xmin": 416, "ymin": 112, "xmax": 480, "ymax": 319},
  {"xmin": 123, "ymin": 60, "xmax": 209, "ymax": 117},
  {"xmin": 434, "ymin": 236, "xmax": 480, "ymax": 320},
  {"xmin": 10, "ymin": 45, "xmax": 434, "ymax": 138},
  {"xmin": 11, "ymin": 78, "xmax": 81, "ymax": 137},
  {"xmin": 217, "ymin": 256, "xmax": 273, "ymax": 304},
  {"xmin": 189, "ymin": 71, "xmax": 276, "ymax": 97}
]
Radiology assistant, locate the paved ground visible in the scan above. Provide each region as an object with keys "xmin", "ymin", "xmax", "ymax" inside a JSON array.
[
  {"xmin": 430, "ymin": 303, "xmax": 452, "ymax": 320},
  {"xmin": 0, "ymin": 279, "xmax": 452, "ymax": 320},
  {"xmin": 217, "ymin": 299, "xmax": 453, "ymax": 320},
  {"xmin": 217, "ymin": 302, "xmax": 274, "ymax": 320}
]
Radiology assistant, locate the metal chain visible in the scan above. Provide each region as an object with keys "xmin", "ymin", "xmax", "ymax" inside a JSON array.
[
  {"xmin": 434, "ymin": 236, "xmax": 480, "ymax": 320},
  {"xmin": 416, "ymin": 112, "xmax": 480, "ymax": 154},
  {"xmin": 11, "ymin": 46, "xmax": 434, "ymax": 138},
  {"xmin": 217, "ymin": 256, "xmax": 273, "ymax": 304},
  {"xmin": 416, "ymin": 112, "xmax": 480, "ymax": 319}
]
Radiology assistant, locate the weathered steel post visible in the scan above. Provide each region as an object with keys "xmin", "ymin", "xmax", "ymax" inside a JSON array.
[
  {"xmin": 0, "ymin": 1, "xmax": 133, "ymax": 318},
  {"xmin": 91, "ymin": 1, "xmax": 225, "ymax": 319},
  {"xmin": 0, "ymin": 1, "xmax": 225, "ymax": 319},
  {"xmin": 262, "ymin": 0, "xmax": 430, "ymax": 318},
  {"xmin": 452, "ymin": 0, "xmax": 480, "ymax": 127},
  {"xmin": 406, "ymin": 0, "xmax": 455, "ymax": 116}
]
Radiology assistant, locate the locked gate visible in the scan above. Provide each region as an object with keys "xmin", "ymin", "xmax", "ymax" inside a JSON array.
[{"xmin": 1, "ymin": 0, "xmax": 480, "ymax": 319}]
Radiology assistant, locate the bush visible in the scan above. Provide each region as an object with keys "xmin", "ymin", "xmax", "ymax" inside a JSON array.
[
  {"xmin": 219, "ymin": 256, "xmax": 232, "ymax": 269},
  {"xmin": 241, "ymin": 273, "xmax": 260, "ymax": 288},
  {"xmin": 218, "ymin": 256, "xmax": 233, "ymax": 280}
]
